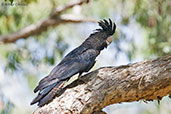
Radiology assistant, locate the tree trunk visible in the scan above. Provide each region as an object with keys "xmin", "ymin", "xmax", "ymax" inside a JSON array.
[{"xmin": 33, "ymin": 55, "xmax": 171, "ymax": 114}]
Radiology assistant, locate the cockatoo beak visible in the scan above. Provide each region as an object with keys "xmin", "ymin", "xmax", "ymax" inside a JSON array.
[{"xmin": 106, "ymin": 37, "xmax": 112, "ymax": 46}]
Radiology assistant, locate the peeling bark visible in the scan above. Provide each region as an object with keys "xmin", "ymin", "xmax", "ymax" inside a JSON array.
[{"xmin": 33, "ymin": 55, "xmax": 171, "ymax": 114}]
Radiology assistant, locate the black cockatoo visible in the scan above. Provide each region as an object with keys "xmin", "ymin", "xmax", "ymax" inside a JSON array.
[{"xmin": 31, "ymin": 19, "xmax": 116, "ymax": 107}]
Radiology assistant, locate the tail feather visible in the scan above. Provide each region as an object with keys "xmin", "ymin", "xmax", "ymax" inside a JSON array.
[
  {"xmin": 34, "ymin": 78, "xmax": 59, "ymax": 93},
  {"xmin": 39, "ymin": 83, "xmax": 56, "ymax": 95},
  {"xmin": 30, "ymin": 93, "xmax": 43, "ymax": 105},
  {"xmin": 31, "ymin": 83, "xmax": 57, "ymax": 105},
  {"xmin": 38, "ymin": 81, "xmax": 65, "ymax": 107},
  {"xmin": 31, "ymin": 81, "xmax": 65, "ymax": 106}
]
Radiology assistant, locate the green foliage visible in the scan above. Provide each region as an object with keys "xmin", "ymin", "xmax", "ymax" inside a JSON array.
[
  {"xmin": 9, "ymin": 0, "xmax": 14, "ymax": 4},
  {"xmin": 0, "ymin": 101, "xmax": 14, "ymax": 114},
  {"xmin": 26, "ymin": 74, "xmax": 38, "ymax": 90},
  {"xmin": 5, "ymin": 50, "xmax": 21, "ymax": 72},
  {"xmin": 133, "ymin": 0, "xmax": 171, "ymax": 57},
  {"xmin": 56, "ymin": 35, "xmax": 69, "ymax": 58}
]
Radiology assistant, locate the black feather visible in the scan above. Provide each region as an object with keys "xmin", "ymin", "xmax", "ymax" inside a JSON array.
[
  {"xmin": 31, "ymin": 19, "xmax": 116, "ymax": 107},
  {"xmin": 98, "ymin": 21, "xmax": 108, "ymax": 31},
  {"xmin": 38, "ymin": 81, "xmax": 65, "ymax": 107},
  {"xmin": 112, "ymin": 22, "xmax": 116, "ymax": 35},
  {"xmin": 109, "ymin": 19, "xmax": 113, "ymax": 29},
  {"xmin": 103, "ymin": 19, "xmax": 109, "ymax": 27},
  {"xmin": 31, "ymin": 81, "xmax": 63, "ymax": 106},
  {"xmin": 97, "ymin": 18, "xmax": 116, "ymax": 35}
]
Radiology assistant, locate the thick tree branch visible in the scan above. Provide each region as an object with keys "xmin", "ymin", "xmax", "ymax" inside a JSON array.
[
  {"xmin": 33, "ymin": 55, "xmax": 171, "ymax": 114},
  {"xmin": 0, "ymin": 0, "xmax": 94, "ymax": 44}
]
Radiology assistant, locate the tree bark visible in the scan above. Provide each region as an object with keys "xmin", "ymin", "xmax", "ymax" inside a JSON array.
[{"xmin": 33, "ymin": 55, "xmax": 171, "ymax": 114}]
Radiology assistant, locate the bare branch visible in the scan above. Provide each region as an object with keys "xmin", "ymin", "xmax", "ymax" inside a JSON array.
[
  {"xmin": 60, "ymin": 15, "xmax": 97, "ymax": 23},
  {"xmin": 33, "ymin": 55, "xmax": 171, "ymax": 114},
  {"xmin": 50, "ymin": 0, "xmax": 89, "ymax": 18},
  {"xmin": 0, "ymin": 0, "xmax": 93, "ymax": 44}
]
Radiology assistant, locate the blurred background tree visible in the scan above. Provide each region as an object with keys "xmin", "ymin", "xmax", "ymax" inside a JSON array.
[{"xmin": 0, "ymin": 0, "xmax": 170, "ymax": 114}]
